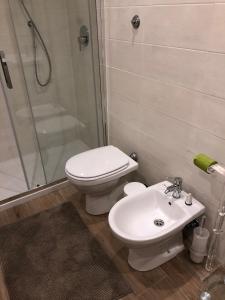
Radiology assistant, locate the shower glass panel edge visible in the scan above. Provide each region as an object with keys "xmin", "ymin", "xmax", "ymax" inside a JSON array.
[
  {"xmin": 0, "ymin": 77, "xmax": 29, "ymax": 195},
  {"xmin": 0, "ymin": 0, "xmax": 47, "ymax": 191},
  {"xmin": 88, "ymin": 0, "xmax": 107, "ymax": 146},
  {"xmin": 92, "ymin": 0, "xmax": 108, "ymax": 145}
]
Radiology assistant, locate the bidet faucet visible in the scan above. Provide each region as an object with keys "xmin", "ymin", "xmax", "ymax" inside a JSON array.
[{"xmin": 164, "ymin": 177, "xmax": 183, "ymax": 199}]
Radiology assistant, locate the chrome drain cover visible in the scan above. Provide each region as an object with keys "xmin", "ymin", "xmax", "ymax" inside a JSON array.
[
  {"xmin": 200, "ymin": 292, "xmax": 211, "ymax": 300},
  {"xmin": 154, "ymin": 219, "xmax": 165, "ymax": 227}
]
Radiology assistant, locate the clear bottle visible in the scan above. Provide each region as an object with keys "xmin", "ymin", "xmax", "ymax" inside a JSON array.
[{"xmin": 205, "ymin": 208, "xmax": 225, "ymax": 272}]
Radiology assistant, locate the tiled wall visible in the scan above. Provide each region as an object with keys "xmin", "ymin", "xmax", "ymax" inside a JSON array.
[
  {"xmin": 0, "ymin": 0, "xmax": 102, "ymax": 186},
  {"xmin": 11, "ymin": 0, "xmax": 100, "ymax": 150},
  {"xmin": 104, "ymin": 1, "xmax": 225, "ymax": 261},
  {"xmin": 10, "ymin": 0, "xmax": 79, "ymax": 148}
]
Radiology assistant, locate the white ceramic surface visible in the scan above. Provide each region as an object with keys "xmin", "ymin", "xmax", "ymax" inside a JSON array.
[
  {"xmin": 105, "ymin": 1, "xmax": 225, "ymax": 265},
  {"xmin": 65, "ymin": 146, "xmax": 129, "ymax": 179},
  {"xmin": 109, "ymin": 181, "xmax": 205, "ymax": 270},
  {"xmin": 65, "ymin": 146, "xmax": 138, "ymax": 215}
]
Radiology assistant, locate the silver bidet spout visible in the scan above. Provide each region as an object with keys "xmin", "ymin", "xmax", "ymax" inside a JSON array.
[{"xmin": 164, "ymin": 177, "xmax": 183, "ymax": 199}]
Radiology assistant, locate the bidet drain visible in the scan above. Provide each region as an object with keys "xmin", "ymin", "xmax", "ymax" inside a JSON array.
[{"xmin": 154, "ymin": 219, "xmax": 165, "ymax": 227}]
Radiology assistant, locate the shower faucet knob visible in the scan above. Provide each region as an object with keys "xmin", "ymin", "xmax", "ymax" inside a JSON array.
[
  {"xmin": 131, "ymin": 15, "xmax": 140, "ymax": 29},
  {"xmin": 78, "ymin": 25, "xmax": 89, "ymax": 51}
]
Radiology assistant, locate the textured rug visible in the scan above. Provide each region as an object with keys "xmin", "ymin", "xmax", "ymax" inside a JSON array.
[{"xmin": 0, "ymin": 202, "xmax": 131, "ymax": 300}]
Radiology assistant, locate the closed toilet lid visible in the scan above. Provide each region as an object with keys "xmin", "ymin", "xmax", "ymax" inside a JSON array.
[{"xmin": 65, "ymin": 146, "xmax": 129, "ymax": 179}]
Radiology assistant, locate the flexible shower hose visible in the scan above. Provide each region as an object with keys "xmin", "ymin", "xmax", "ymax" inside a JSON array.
[{"xmin": 20, "ymin": 0, "xmax": 52, "ymax": 87}]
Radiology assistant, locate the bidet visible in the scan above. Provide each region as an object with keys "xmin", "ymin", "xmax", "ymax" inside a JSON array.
[{"xmin": 109, "ymin": 181, "xmax": 205, "ymax": 271}]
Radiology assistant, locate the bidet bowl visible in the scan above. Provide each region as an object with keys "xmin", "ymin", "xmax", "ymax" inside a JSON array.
[
  {"xmin": 109, "ymin": 181, "xmax": 205, "ymax": 270},
  {"xmin": 109, "ymin": 181, "xmax": 205, "ymax": 247}
]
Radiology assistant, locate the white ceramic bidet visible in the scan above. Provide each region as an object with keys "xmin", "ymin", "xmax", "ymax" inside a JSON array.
[{"xmin": 109, "ymin": 181, "xmax": 205, "ymax": 271}]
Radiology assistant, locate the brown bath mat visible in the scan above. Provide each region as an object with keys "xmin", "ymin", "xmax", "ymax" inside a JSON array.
[{"xmin": 0, "ymin": 202, "xmax": 131, "ymax": 300}]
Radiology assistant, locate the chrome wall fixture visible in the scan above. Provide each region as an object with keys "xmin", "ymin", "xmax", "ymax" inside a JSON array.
[
  {"xmin": 130, "ymin": 152, "xmax": 138, "ymax": 162},
  {"xmin": 78, "ymin": 25, "xmax": 89, "ymax": 51},
  {"xmin": 131, "ymin": 15, "xmax": 140, "ymax": 29}
]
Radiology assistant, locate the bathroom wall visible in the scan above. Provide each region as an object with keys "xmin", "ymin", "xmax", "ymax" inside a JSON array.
[
  {"xmin": 10, "ymin": 0, "xmax": 79, "ymax": 145},
  {"xmin": 11, "ymin": 0, "xmax": 101, "ymax": 150},
  {"xmin": 20, "ymin": 0, "xmax": 78, "ymax": 115},
  {"xmin": 0, "ymin": 0, "xmax": 102, "ymax": 188},
  {"xmin": 104, "ymin": 0, "xmax": 225, "ymax": 262}
]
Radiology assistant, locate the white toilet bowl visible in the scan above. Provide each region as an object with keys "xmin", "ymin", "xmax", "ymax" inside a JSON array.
[
  {"xmin": 109, "ymin": 181, "xmax": 205, "ymax": 271},
  {"xmin": 65, "ymin": 146, "xmax": 138, "ymax": 215}
]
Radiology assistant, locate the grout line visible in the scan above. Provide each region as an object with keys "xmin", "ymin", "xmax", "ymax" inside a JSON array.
[
  {"xmin": 105, "ymin": 37, "xmax": 225, "ymax": 57},
  {"xmin": 109, "ymin": 98, "xmax": 225, "ymax": 144},
  {"xmin": 106, "ymin": 65, "xmax": 225, "ymax": 103},
  {"xmin": 104, "ymin": 2, "xmax": 225, "ymax": 8}
]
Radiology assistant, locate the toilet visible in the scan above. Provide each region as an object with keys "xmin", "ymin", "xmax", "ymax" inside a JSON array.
[{"xmin": 65, "ymin": 146, "xmax": 138, "ymax": 215}]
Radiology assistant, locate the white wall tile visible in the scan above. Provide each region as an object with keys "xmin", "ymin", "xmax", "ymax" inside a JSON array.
[
  {"xmin": 106, "ymin": 4, "xmax": 225, "ymax": 53},
  {"xmin": 104, "ymin": 0, "xmax": 221, "ymax": 7},
  {"xmin": 107, "ymin": 39, "xmax": 225, "ymax": 99},
  {"xmin": 105, "ymin": 0, "xmax": 225, "ymax": 263}
]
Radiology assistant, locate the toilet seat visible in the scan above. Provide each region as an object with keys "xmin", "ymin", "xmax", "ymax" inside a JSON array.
[
  {"xmin": 65, "ymin": 145, "xmax": 139, "ymax": 215},
  {"xmin": 65, "ymin": 146, "xmax": 129, "ymax": 181},
  {"xmin": 66, "ymin": 165, "xmax": 128, "ymax": 181}
]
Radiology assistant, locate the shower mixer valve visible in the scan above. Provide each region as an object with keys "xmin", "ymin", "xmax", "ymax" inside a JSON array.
[{"xmin": 78, "ymin": 25, "xmax": 89, "ymax": 51}]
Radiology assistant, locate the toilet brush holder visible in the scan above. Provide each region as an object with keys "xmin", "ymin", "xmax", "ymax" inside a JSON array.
[{"xmin": 190, "ymin": 227, "xmax": 210, "ymax": 263}]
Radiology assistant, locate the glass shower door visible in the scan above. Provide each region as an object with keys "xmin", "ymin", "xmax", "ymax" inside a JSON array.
[
  {"xmin": 8, "ymin": 0, "xmax": 104, "ymax": 185},
  {"xmin": 0, "ymin": 78, "xmax": 28, "ymax": 200},
  {"xmin": 0, "ymin": 0, "xmax": 46, "ymax": 191}
]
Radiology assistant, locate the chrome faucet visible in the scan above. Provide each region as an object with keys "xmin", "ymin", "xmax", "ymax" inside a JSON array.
[{"xmin": 164, "ymin": 177, "xmax": 183, "ymax": 199}]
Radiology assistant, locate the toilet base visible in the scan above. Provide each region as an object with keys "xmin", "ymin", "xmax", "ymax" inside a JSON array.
[
  {"xmin": 128, "ymin": 233, "xmax": 184, "ymax": 271},
  {"xmin": 85, "ymin": 182, "xmax": 125, "ymax": 215}
]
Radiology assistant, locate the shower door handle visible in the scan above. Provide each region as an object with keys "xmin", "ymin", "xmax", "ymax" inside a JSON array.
[{"xmin": 0, "ymin": 51, "xmax": 13, "ymax": 89}]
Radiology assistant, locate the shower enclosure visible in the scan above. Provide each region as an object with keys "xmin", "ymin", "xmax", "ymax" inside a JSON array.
[{"xmin": 0, "ymin": 0, "xmax": 105, "ymax": 201}]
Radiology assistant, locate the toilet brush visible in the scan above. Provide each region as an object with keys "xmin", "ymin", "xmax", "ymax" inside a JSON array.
[
  {"xmin": 190, "ymin": 215, "xmax": 209, "ymax": 264},
  {"xmin": 199, "ymin": 216, "xmax": 206, "ymax": 236}
]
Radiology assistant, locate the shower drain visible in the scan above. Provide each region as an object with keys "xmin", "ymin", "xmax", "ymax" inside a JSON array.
[{"xmin": 154, "ymin": 219, "xmax": 165, "ymax": 227}]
